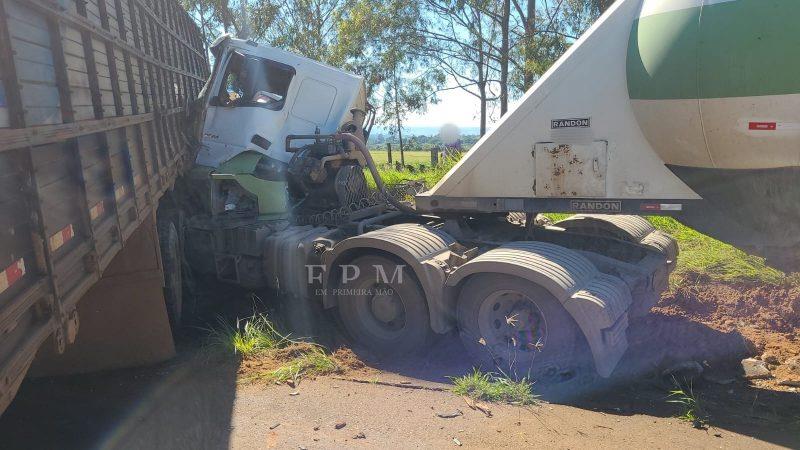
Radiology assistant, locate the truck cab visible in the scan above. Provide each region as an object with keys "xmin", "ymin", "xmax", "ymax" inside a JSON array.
[{"xmin": 195, "ymin": 35, "xmax": 368, "ymax": 169}]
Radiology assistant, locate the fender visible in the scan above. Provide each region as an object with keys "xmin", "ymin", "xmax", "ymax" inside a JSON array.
[
  {"xmin": 446, "ymin": 242, "xmax": 632, "ymax": 378},
  {"xmin": 321, "ymin": 224, "xmax": 456, "ymax": 334},
  {"xmin": 555, "ymin": 214, "xmax": 679, "ymax": 269}
]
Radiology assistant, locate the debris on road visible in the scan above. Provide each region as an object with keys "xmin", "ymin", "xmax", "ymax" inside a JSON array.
[
  {"xmin": 269, "ymin": 422, "xmax": 281, "ymax": 430},
  {"xmin": 661, "ymin": 361, "xmax": 704, "ymax": 381},
  {"xmin": 334, "ymin": 421, "xmax": 347, "ymax": 429},
  {"xmin": 741, "ymin": 358, "xmax": 771, "ymax": 380},
  {"xmin": 332, "ymin": 376, "xmax": 447, "ymax": 391},
  {"xmin": 353, "ymin": 432, "xmax": 366, "ymax": 439},
  {"xmin": 463, "ymin": 396, "xmax": 493, "ymax": 417},
  {"xmin": 289, "ymin": 391, "xmax": 300, "ymax": 396},
  {"xmin": 436, "ymin": 410, "xmax": 463, "ymax": 419},
  {"xmin": 452, "ymin": 437, "xmax": 462, "ymax": 446}
]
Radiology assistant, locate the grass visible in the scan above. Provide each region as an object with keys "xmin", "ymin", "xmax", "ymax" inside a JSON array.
[
  {"xmin": 206, "ymin": 313, "xmax": 289, "ymax": 357},
  {"xmin": 667, "ymin": 382, "xmax": 708, "ymax": 429},
  {"xmin": 368, "ymin": 154, "xmax": 460, "ymax": 192},
  {"xmin": 450, "ymin": 369, "xmax": 538, "ymax": 405},
  {"xmin": 646, "ymin": 216, "xmax": 785, "ymax": 286},
  {"xmin": 206, "ymin": 313, "xmax": 340, "ymax": 384},
  {"xmin": 370, "ymin": 149, "xmax": 436, "ymax": 166}
]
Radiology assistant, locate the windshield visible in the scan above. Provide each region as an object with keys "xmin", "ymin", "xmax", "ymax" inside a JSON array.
[{"xmin": 214, "ymin": 52, "xmax": 295, "ymax": 110}]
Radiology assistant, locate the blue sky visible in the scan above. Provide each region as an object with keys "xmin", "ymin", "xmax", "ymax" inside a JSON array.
[{"xmin": 404, "ymin": 88, "xmax": 489, "ymax": 128}]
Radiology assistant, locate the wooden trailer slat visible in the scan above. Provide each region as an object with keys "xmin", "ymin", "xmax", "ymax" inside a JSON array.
[
  {"xmin": 0, "ymin": 0, "xmax": 207, "ymax": 415},
  {"xmin": 26, "ymin": 0, "xmax": 204, "ymax": 83}
]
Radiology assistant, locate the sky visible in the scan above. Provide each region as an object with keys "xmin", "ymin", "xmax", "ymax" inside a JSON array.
[{"xmin": 403, "ymin": 88, "xmax": 492, "ymax": 129}]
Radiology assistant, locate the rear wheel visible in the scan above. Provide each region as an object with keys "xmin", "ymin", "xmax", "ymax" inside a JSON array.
[
  {"xmin": 337, "ymin": 255, "xmax": 432, "ymax": 357},
  {"xmin": 456, "ymin": 274, "xmax": 596, "ymax": 395},
  {"xmin": 158, "ymin": 219, "xmax": 183, "ymax": 330}
]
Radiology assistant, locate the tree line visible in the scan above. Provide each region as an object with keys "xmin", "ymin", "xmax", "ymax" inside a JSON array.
[{"xmin": 180, "ymin": 0, "xmax": 615, "ymax": 151}]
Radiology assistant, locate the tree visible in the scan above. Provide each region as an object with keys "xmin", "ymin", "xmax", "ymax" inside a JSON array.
[
  {"xmin": 419, "ymin": 0, "xmax": 503, "ymax": 135},
  {"xmin": 180, "ymin": 0, "xmax": 253, "ymax": 47},
  {"xmin": 336, "ymin": 0, "xmax": 443, "ymax": 153},
  {"xmin": 252, "ymin": 0, "xmax": 345, "ymax": 63}
]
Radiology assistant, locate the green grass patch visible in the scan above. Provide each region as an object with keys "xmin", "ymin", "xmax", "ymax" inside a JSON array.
[
  {"xmin": 370, "ymin": 149, "xmax": 436, "ymax": 167},
  {"xmin": 667, "ymin": 382, "xmax": 709, "ymax": 429},
  {"xmin": 646, "ymin": 216, "xmax": 785, "ymax": 286},
  {"xmin": 369, "ymin": 155, "xmax": 460, "ymax": 191},
  {"xmin": 206, "ymin": 313, "xmax": 290, "ymax": 357},
  {"xmin": 450, "ymin": 369, "xmax": 537, "ymax": 405},
  {"xmin": 206, "ymin": 314, "xmax": 340, "ymax": 384}
]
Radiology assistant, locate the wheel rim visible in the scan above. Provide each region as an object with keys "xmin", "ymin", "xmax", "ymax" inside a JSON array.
[
  {"xmin": 476, "ymin": 289, "xmax": 547, "ymax": 366},
  {"xmin": 353, "ymin": 282, "xmax": 407, "ymax": 339}
]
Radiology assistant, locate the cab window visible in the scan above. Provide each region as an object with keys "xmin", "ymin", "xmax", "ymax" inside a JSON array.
[{"xmin": 214, "ymin": 51, "xmax": 295, "ymax": 110}]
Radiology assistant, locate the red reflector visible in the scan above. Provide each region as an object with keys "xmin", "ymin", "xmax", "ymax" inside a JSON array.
[
  {"xmin": 749, "ymin": 122, "xmax": 777, "ymax": 131},
  {"xmin": 0, "ymin": 258, "xmax": 26, "ymax": 294},
  {"xmin": 640, "ymin": 204, "xmax": 660, "ymax": 211}
]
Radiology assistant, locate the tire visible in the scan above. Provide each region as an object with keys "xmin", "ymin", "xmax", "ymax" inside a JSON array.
[
  {"xmin": 456, "ymin": 273, "xmax": 596, "ymax": 397},
  {"xmin": 158, "ymin": 219, "xmax": 183, "ymax": 330},
  {"xmin": 337, "ymin": 255, "xmax": 432, "ymax": 357}
]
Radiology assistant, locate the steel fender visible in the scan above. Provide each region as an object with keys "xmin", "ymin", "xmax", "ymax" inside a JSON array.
[
  {"xmin": 555, "ymin": 214, "xmax": 679, "ymax": 267},
  {"xmin": 446, "ymin": 242, "xmax": 632, "ymax": 378},
  {"xmin": 321, "ymin": 224, "xmax": 455, "ymax": 333}
]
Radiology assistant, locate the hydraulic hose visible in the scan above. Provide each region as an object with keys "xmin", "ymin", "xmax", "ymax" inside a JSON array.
[{"xmin": 335, "ymin": 133, "xmax": 419, "ymax": 215}]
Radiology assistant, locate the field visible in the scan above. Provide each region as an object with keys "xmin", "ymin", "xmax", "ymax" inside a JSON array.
[{"xmin": 369, "ymin": 149, "xmax": 436, "ymax": 166}]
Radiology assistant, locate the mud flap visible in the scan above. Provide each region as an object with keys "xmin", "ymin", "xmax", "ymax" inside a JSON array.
[{"xmin": 29, "ymin": 214, "xmax": 175, "ymax": 376}]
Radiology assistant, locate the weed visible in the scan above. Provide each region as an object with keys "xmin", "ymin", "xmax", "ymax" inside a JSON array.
[
  {"xmin": 206, "ymin": 314, "xmax": 341, "ymax": 385},
  {"xmin": 450, "ymin": 369, "xmax": 537, "ymax": 405},
  {"xmin": 206, "ymin": 313, "xmax": 290, "ymax": 357},
  {"xmin": 667, "ymin": 382, "xmax": 708, "ymax": 429}
]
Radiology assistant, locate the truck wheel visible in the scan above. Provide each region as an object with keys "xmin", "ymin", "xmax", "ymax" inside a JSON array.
[
  {"xmin": 456, "ymin": 273, "xmax": 595, "ymax": 393},
  {"xmin": 158, "ymin": 220, "xmax": 183, "ymax": 330},
  {"xmin": 337, "ymin": 255, "xmax": 432, "ymax": 357}
]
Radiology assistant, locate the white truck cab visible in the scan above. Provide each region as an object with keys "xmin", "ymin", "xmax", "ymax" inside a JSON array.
[{"xmin": 195, "ymin": 35, "xmax": 368, "ymax": 168}]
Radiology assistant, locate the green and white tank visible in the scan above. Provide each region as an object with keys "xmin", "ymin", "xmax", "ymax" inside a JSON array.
[{"xmin": 627, "ymin": 0, "xmax": 800, "ymax": 169}]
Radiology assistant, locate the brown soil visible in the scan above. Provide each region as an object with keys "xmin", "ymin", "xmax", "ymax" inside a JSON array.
[
  {"xmin": 237, "ymin": 343, "xmax": 374, "ymax": 384},
  {"xmin": 651, "ymin": 281, "xmax": 800, "ymax": 389}
]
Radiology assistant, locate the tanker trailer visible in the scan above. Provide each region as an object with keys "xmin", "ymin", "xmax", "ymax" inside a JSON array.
[{"xmin": 418, "ymin": 0, "xmax": 800, "ymax": 271}]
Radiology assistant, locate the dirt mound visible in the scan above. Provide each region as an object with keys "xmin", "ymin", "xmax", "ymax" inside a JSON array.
[
  {"xmin": 331, "ymin": 347, "xmax": 367, "ymax": 371},
  {"xmin": 643, "ymin": 281, "xmax": 800, "ymax": 389},
  {"xmin": 658, "ymin": 283, "xmax": 800, "ymax": 335}
]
